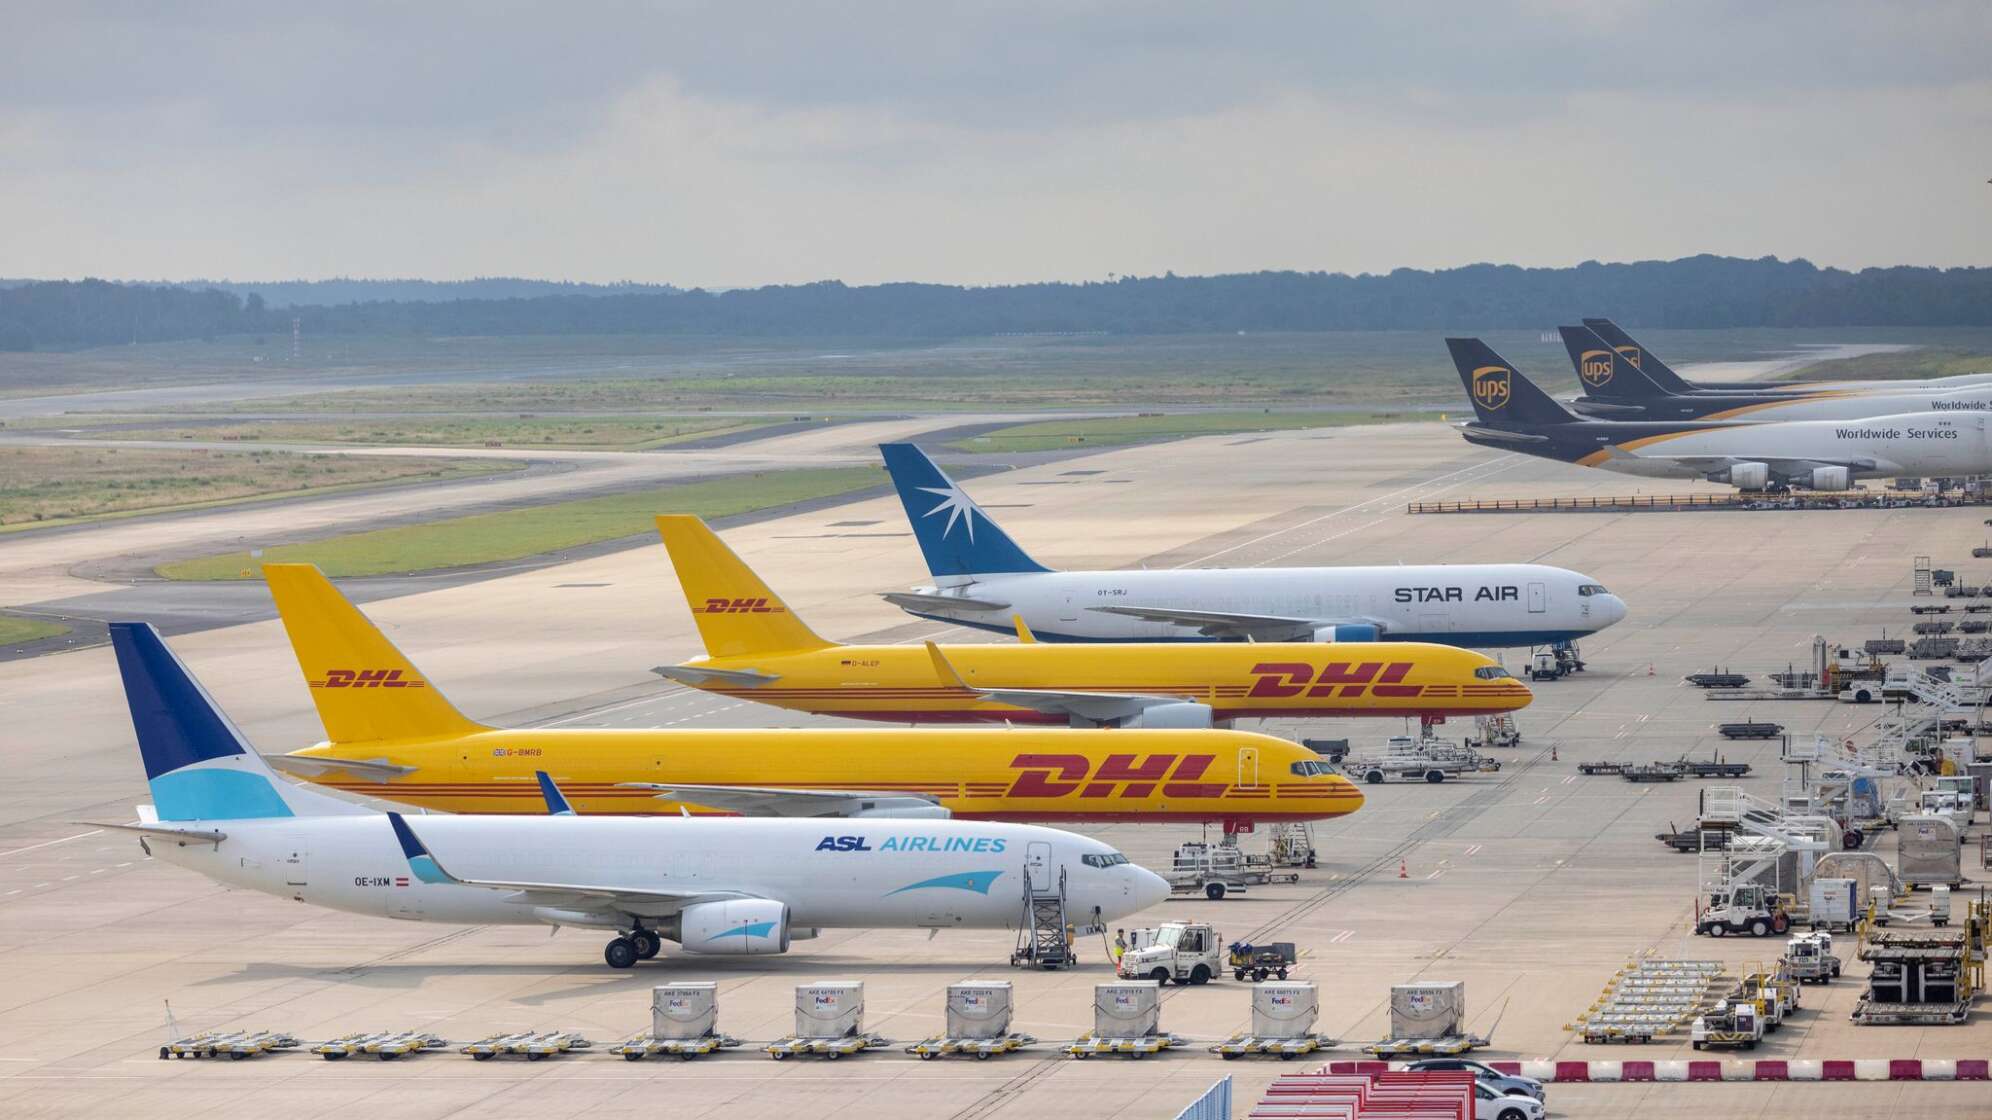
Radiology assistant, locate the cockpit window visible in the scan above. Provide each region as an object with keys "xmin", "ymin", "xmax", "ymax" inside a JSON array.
[
  {"xmin": 1082, "ymin": 852, "xmax": 1129, "ymax": 868},
  {"xmin": 1578, "ymin": 584, "xmax": 1609, "ymax": 597},
  {"xmin": 1474, "ymin": 666, "xmax": 1513, "ymax": 680},
  {"xmin": 1289, "ymin": 760, "xmax": 1334, "ymax": 777}
]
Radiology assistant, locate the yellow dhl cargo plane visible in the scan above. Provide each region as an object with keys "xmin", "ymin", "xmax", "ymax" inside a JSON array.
[
  {"xmin": 654, "ymin": 516, "xmax": 1533, "ymax": 727},
  {"xmin": 260, "ymin": 564, "xmax": 1363, "ymax": 824}
]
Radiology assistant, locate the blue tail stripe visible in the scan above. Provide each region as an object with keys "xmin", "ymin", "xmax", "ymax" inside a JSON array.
[
  {"xmin": 878, "ymin": 443, "xmax": 1049, "ymax": 577},
  {"xmin": 535, "ymin": 770, "xmax": 575, "ymax": 815},
  {"xmin": 110, "ymin": 622, "xmax": 254, "ymax": 781}
]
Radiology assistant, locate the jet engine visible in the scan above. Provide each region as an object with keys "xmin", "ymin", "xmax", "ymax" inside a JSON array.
[
  {"xmin": 1114, "ymin": 701, "xmax": 1214, "ymax": 729},
  {"xmin": 1809, "ymin": 466, "xmax": 1852, "ymax": 491},
  {"xmin": 1312, "ymin": 624, "xmax": 1381, "ymax": 642},
  {"xmin": 673, "ymin": 899, "xmax": 791, "ymax": 955},
  {"xmin": 1724, "ymin": 462, "xmax": 1770, "ymax": 490}
]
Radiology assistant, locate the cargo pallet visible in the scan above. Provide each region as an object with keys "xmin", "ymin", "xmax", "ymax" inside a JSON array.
[
  {"xmin": 159, "ymin": 1030, "xmax": 301, "ymax": 1060},
  {"xmin": 313, "ymin": 1031, "xmax": 449, "ymax": 1060},
  {"xmin": 905, "ymin": 1033, "xmax": 1036, "ymax": 1060},
  {"xmin": 460, "ymin": 1031, "xmax": 593, "ymax": 1061},
  {"xmin": 766, "ymin": 1034, "xmax": 891, "ymax": 1060},
  {"xmin": 1212, "ymin": 1033, "xmax": 1338, "ymax": 1060},
  {"xmin": 1063, "ymin": 1031, "xmax": 1187, "ymax": 1059},
  {"xmin": 612, "ymin": 1033, "xmax": 744, "ymax": 1061}
]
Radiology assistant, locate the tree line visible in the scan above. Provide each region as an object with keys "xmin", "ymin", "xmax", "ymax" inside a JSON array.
[{"xmin": 3, "ymin": 256, "xmax": 1988, "ymax": 351}]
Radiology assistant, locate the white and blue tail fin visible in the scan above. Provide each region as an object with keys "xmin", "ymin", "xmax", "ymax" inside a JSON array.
[
  {"xmin": 878, "ymin": 442, "xmax": 1050, "ymax": 578},
  {"xmin": 535, "ymin": 770, "xmax": 577, "ymax": 815},
  {"xmin": 111, "ymin": 622, "xmax": 366, "ymax": 821},
  {"xmin": 386, "ymin": 812, "xmax": 458, "ymax": 883}
]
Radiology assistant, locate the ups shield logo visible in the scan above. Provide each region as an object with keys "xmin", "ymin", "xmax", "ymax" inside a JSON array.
[
  {"xmin": 1614, "ymin": 345, "xmax": 1641, "ymax": 369},
  {"xmin": 1578, "ymin": 349, "xmax": 1613, "ymax": 387},
  {"xmin": 1470, "ymin": 365, "xmax": 1511, "ymax": 410}
]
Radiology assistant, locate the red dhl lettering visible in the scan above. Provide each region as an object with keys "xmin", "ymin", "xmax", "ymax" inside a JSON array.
[
  {"xmin": 1005, "ymin": 754, "xmax": 1225, "ymax": 799},
  {"xmin": 312, "ymin": 668, "xmax": 425, "ymax": 689},
  {"xmin": 699, "ymin": 597, "xmax": 784, "ymax": 614},
  {"xmin": 1248, "ymin": 661, "xmax": 1421, "ymax": 699}
]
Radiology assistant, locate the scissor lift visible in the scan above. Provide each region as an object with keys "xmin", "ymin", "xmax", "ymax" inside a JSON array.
[
  {"xmin": 460, "ymin": 1031, "xmax": 593, "ymax": 1061},
  {"xmin": 158, "ymin": 1030, "xmax": 301, "ymax": 1060},
  {"xmin": 313, "ymin": 1031, "xmax": 450, "ymax": 1060}
]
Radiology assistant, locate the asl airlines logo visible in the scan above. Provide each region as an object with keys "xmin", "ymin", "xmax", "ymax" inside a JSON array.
[
  {"xmin": 1006, "ymin": 753, "xmax": 1226, "ymax": 799},
  {"xmin": 699, "ymin": 597, "xmax": 785, "ymax": 614},
  {"xmin": 1248, "ymin": 661, "xmax": 1422, "ymax": 699},
  {"xmin": 1578, "ymin": 349, "xmax": 1614, "ymax": 387},
  {"xmin": 916, "ymin": 479, "xmax": 983, "ymax": 542},
  {"xmin": 310, "ymin": 668, "xmax": 426, "ymax": 689},
  {"xmin": 1470, "ymin": 365, "xmax": 1511, "ymax": 410},
  {"xmin": 1614, "ymin": 345, "xmax": 1642, "ymax": 369}
]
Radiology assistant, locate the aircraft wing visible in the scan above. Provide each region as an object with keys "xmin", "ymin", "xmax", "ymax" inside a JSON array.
[
  {"xmin": 923, "ymin": 641, "xmax": 1189, "ymax": 723},
  {"xmin": 265, "ymin": 754, "xmax": 417, "ymax": 782},
  {"xmin": 1087, "ymin": 604, "xmax": 1381, "ymax": 641},
  {"xmin": 1660, "ymin": 454, "xmax": 1878, "ymax": 478},
  {"xmin": 880, "ymin": 590, "xmax": 1012, "ymax": 613},
  {"xmin": 651, "ymin": 664, "xmax": 781, "ymax": 688},
  {"xmin": 616, "ymin": 782, "xmax": 948, "ymax": 818}
]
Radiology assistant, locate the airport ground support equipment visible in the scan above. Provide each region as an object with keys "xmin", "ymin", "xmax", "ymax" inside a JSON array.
[
  {"xmin": 1341, "ymin": 735, "xmax": 1500, "ymax": 785},
  {"xmin": 1212, "ymin": 981, "xmax": 1338, "ymax": 1060},
  {"xmin": 461, "ymin": 1031, "xmax": 593, "ymax": 1061},
  {"xmin": 612, "ymin": 983, "xmax": 744, "ymax": 1061},
  {"xmin": 906, "ymin": 982, "xmax": 1036, "ymax": 1060},
  {"xmin": 1118, "ymin": 920, "xmax": 1255, "ymax": 985},
  {"xmin": 1064, "ymin": 981, "xmax": 1186, "ymax": 1059},
  {"xmin": 1362, "ymin": 981, "xmax": 1493, "ymax": 1056},
  {"xmin": 159, "ymin": 1030, "xmax": 301, "ymax": 1061},
  {"xmin": 1571, "ymin": 959, "xmax": 1728, "ymax": 1045},
  {"xmin": 1465, "ymin": 714, "xmax": 1521, "ymax": 749},
  {"xmin": 1230, "ymin": 940, "xmax": 1298, "ymax": 981},
  {"xmin": 312, "ymin": 1031, "xmax": 449, "ymax": 1061},
  {"xmin": 767, "ymin": 982, "xmax": 889, "ymax": 1060},
  {"xmin": 1167, "ymin": 841, "xmax": 1300, "ymax": 899},
  {"xmin": 1690, "ymin": 1000, "xmax": 1765, "ymax": 1051},
  {"xmin": 1785, "ymin": 931, "xmax": 1843, "ymax": 983}
]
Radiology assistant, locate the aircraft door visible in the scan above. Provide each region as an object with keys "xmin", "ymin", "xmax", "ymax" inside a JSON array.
[
  {"xmin": 1238, "ymin": 745, "xmax": 1260, "ymax": 787},
  {"xmin": 282, "ymin": 847, "xmax": 307, "ymax": 899},
  {"xmin": 1059, "ymin": 593, "xmax": 1078, "ymax": 622},
  {"xmin": 1025, "ymin": 841, "xmax": 1053, "ymax": 893},
  {"xmin": 1527, "ymin": 581, "xmax": 1546, "ymax": 613}
]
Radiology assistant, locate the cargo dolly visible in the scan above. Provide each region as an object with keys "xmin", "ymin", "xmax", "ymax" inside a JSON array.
[
  {"xmin": 159, "ymin": 1030, "xmax": 301, "ymax": 1061},
  {"xmin": 460, "ymin": 1031, "xmax": 593, "ymax": 1061},
  {"xmin": 612, "ymin": 1032, "xmax": 744, "ymax": 1061},
  {"xmin": 765, "ymin": 1032, "xmax": 891, "ymax": 1059},
  {"xmin": 1062, "ymin": 1030, "xmax": 1187, "ymax": 1059},
  {"xmin": 312, "ymin": 1031, "xmax": 449, "ymax": 1060},
  {"xmin": 1212, "ymin": 1032, "xmax": 1337, "ymax": 1060},
  {"xmin": 1717, "ymin": 721, "xmax": 1783, "ymax": 740},
  {"xmin": 1362, "ymin": 1033, "xmax": 1488, "ymax": 1057},
  {"xmin": 905, "ymin": 1032, "xmax": 1037, "ymax": 1060}
]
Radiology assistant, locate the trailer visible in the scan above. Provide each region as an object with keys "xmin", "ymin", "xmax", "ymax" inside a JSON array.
[
  {"xmin": 769, "ymin": 982, "xmax": 890, "ymax": 1060},
  {"xmin": 460, "ymin": 1031, "xmax": 593, "ymax": 1061},
  {"xmin": 612, "ymin": 983, "xmax": 745, "ymax": 1061},
  {"xmin": 1212, "ymin": 982, "xmax": 1338, "ymax": 1059},
  {"xmin": 1717, "ymin": 721, "xmax": 1783, "ymax": 741},
  {"xmin": 1229, "ymin": 941, "xmax": 1298, "ymax": 982},
  {"xmin": 1465, "ymin": 714, "xmax": 1521, "ymax": 749},
  {"xmin": 1687, "ymin": 670, "xmax": 1752, "ymax": 688},
  {"xmin": 1624, "ymin": 763, "xmax": 1687, "ymax": 783},
  {"xmin": 1166, "ymin": 841, "xmax": 1299, "ymax": 899},
  {"xmin": 159, "ymin": 1030, "xmax": 301, "ymax": 1061},
  {"xmin": 1341, "ymin": 736, "xmax": 1499, "ymax": 785},
  {"xmin": 312, "ymin": 1031, "xmax": 449, "ymax": 1061},
  {"xmin": 1678, "ymin": 757, "xmax": 1753, "ymax": 779},
  {"xmin": 905, "ymin": 983, "xmax": 1037, "ymax": 1061}
]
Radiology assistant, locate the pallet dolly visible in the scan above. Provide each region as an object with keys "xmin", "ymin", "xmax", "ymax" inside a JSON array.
[
  {"xmin": 159, "ymin": 1030, "xmax": 301, "ymax": 1060},
  {"xmin": 765, "ymin": 1033, "xmax": 891, "ymax": 1060},
  {"xmin": 460, "ymin": 1031, "xmax": 593, "ymax": 1061},
  {"xmin": 1062, "ymin": 1032, "xmax": 1187, "ymax": 1059},
  {"xmin": 313, "ymin": 1031, "xmax": 450, "ymax": 1061},
  {"xmin": 905, "ymin": 1033, "xmax": 1037, "ymax": 1060},
  {"xmin": 611, "ymin": 1033, "xmax": 745, "ymax": 1061},
  {"xmin": 1211, "ymin": 1033, "xmax": 1338, "ymax": 1060}
]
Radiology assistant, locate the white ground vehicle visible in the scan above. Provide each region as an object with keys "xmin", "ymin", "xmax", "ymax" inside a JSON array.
[
  {"xmin": 1116, "ymin": 921, "xmax": 1222, "ymax": 986},
  {"xmin": 1695, "ymin": 883, "xmax": 1793, "ymax": 938},
  {"xmin": 1465, "ymin": 715, "xmax": 1521, "ymax": 749},
  {"xmin": 1784, "ymin": 932, "xmax": 1842, "ymax": 983},
  {"xmin": 1474, "ymin": 1082, "xmax": 1546, "ymax": 1120},
  {"xmin": 1691, "ymin": 1000, "xmax": 1764, "ymax": 1050},
  {"xmin": 1407, "ymin": 1057, "xmax": 1545, "ymax": 1100},
  {"xmin": 1165, "ymin": 842, "xmax": 1299, "ymax": 900},
  {"xmin": 1342, "ymin": 736, "xmax": 1500, "ymax": 785}
]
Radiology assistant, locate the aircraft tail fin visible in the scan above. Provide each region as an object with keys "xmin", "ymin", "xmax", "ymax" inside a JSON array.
[
  {"xmin": 535, "ymin": 770, "xmax": 576, "ymax": 816},
  {"xmin": 878, "ymin": 443, "xmax": 1050, "ymax": 578},
  {"xmin": 655, "ymin": 515, "xmax": 831, "ymax": 658},
  {"xmin": 1445, "ymin": 339, "xmax": 1578, "ymax": 426},
  {"xmin": 1581, "ymin": 318, "xmax": 1697, "ymax": 394},
  {"xmin": 263, "ymin": 564, "xmax": 486, "ymax": 745},
  {"xmin": 1559, "ymin": 325, "xmax": 1667, "ymax": 400},
  {"xmin": 110, "ymin": 622, "xmax": 365, "ymax": 820}
]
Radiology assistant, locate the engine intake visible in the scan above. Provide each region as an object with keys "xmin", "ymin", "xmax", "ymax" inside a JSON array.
[
  {"xmin": 672, "ymin": 899, "xmax": 791, "ymax": 955},
  {"xmin": 1312, "ymin": 624, "xmax": 1380, "ymax": 642},
  {"xmin": 1725, "ymin": 462, "xmax": 1770, "ymax": 491},
  {"xmin": 1114, "ymin": 701, "xmax": 1214, "ymax": 729},
  {"xmin": 1809, "ymin": 466, "xmax": 1851, "ymax": 491}
]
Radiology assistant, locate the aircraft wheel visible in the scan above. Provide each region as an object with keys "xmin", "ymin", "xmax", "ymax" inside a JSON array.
[
  {"xmin": 631, "ymin": 930, "xmax": 662, "ymax": 959},
  {"xmin": 604, "ymin": 936, "xmax": 640, "ymax": 970}
]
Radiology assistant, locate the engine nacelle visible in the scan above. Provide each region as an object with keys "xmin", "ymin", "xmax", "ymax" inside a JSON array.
[
  {"xmin": 847, "ymin": 800, "xmax": 952, "ymax": 819},
  {"xmin": 1115, "ymin": 701, "xmax": 1214, "ymax": 729},
  {"xmin": 1725, "ymin": 462, "xmax": 1770, "ymax": 491},
  {"xmin": 1312, "ymin": 624, "xmax": 1380, "ymax": 643},
  {"xmin": 674, "ymin": 899, "xmax": 791, "ymax": 955},
  {"xmin": 1809, "ymin": 466, "xmax": 1852, "ymax": 491}
]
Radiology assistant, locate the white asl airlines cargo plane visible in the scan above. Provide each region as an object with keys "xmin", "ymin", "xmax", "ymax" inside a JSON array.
[
  {"xmin": 91, "ymin": 623, "xmax": 1168, "ymax": 970},
  {"xmin": 878, "ymin": 443, "xmax": 1626, "ymax": 648}
]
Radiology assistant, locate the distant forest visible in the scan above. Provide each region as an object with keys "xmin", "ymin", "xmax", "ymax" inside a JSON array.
[
  {"xmin": 2, "ymin": 255, "xmax": 1988, "ymax": 352},
  {"xmin": 0, "ymin": 276, "xmax": 682, "ymax": 307}
]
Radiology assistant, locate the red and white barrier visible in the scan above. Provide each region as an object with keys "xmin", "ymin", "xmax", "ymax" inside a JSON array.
[{"xmin": 1325, "ymin": 1059, "xmax": 1990, "ymax": 1083}]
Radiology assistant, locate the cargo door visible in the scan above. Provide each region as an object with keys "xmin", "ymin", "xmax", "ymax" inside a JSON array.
[
  {"xmin": 1237, "ymin": 745, "xmax": 1260, "ymax": 788},
  {"xmin": 1059, "ymin": 592, "xmax": 1078, "ymax": 623},
  {"xmin": 1527, "ymin": 581, "xmax": 1547, "ymax": 614},
  {"xmin": 1025, "ymin": 841, "xmax": 1053, "ymax": 893}
]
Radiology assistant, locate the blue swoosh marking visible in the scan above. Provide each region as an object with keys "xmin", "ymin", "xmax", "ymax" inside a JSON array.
[
  {"xmin": 886, "ymin": 870, "xmax": 1004, "ymax": 897},
  {"xmin": 727, "ymin": 921, "xmax": 777, "ymax": 939}
]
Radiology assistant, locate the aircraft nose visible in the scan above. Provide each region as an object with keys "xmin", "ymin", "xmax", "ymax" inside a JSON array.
[
  {"xmin": 1128, "ymin": 864, "xmax": 1170, "ymax": 912},
  {"xmin": 1604, "ymin": 594, "xmax": 1629, "ymax": 626}
]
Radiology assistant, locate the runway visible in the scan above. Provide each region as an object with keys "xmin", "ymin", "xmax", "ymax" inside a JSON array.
[{"xmin": 1, "ymin": 419, "xmax": 1987, "ymax": 1119}]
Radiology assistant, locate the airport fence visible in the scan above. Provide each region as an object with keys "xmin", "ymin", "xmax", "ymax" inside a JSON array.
[{"xmin": 1173, "ymin": 1076, "xmax": 1232, "ymax": 1120}]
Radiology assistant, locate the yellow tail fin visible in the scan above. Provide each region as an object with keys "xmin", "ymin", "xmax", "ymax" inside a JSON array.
[
  {"xmin": 262, "ymin": 564, "xmax": 484, "ymax": 744},
  {"xmin": 655, "ymin": 515, "xmax": 829, "ymax": 658}
]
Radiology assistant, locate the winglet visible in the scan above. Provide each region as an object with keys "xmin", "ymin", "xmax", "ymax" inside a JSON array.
[
  {"xmin": 386, "ymin": 812, "xmax": 454, "ymax": 884},
  {"xmin": 535, "ymin": 770, "xmax": 576, "ymax": 816},
  {"xmin": 1012, "ymin": 614, "xmax": 1037, "ymax": 644},
  {"xmin": 924, "ymin": 641, "xmax": 973, "ymax": 691}
]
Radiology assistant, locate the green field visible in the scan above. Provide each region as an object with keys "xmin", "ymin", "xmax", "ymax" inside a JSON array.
[
  {"xmin": 949, "ymin": 410, "xmax": 1411, "ymax": 453},
  {"xmin": 79, "ymin": 414, "xmax": 778, "ymax": 450},
  {"xmin": 158, "ymin": 466, "xmax": 884, "ymax": 580},
  {"xmin": 1783, "ymin": 347, "xmax": 1992, "ymax": 383},
  {"xmin": 0, "ymin": 615, "xmax": 69, "ymax": 647}
]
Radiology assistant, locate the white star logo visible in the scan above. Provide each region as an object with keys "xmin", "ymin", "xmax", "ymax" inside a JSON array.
[{"xmin": 917, "ymin": 483, "xmax": 979, "ymax": 542}]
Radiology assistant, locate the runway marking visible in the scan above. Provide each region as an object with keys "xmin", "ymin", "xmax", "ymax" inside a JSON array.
[
  {"xmin": 0, "ymin": 829, "xmax": 103, "ymax": 859},
  {"xmin": 1329, "ymin": 929, "xmax": 1355, "ymax": 943}
]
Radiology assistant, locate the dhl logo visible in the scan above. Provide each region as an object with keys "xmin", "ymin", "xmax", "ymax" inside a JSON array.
[
  {"xmin": 1470, "ymin": 365, "xmax": 1511, "ymax": 410},
  {"xmin": 698, "ymin": 597, "xmax": 785, "ymax": 614},
  {"xmin": 1614, "ymin": 344, "xmax": 1641, "ymax": 369},
  {"xmin": 1247, "ymin": 661, "xmax": 1421, "ymax": 699},
  {"xmin": 1006, "ymin": 753, "xmax": 1226, "ymax": 799},
  {"xmin": 1578, "ymin": 348, "xmax": 1614, "ymax": 386},
  {"xmin": 310, "ymin": 668, "xmax": 426, "ymax": 689}
]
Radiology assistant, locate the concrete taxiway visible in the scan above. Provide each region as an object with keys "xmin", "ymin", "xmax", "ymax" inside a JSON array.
[{"xmin": 1, "ymin": 419, "xmax": 1988, "ymax": 1119}]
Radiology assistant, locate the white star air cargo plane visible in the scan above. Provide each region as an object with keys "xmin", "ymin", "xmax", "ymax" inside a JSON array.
[
  {"xmin": 88, "ymin": 622, "xmax": 1168, "ymax": 970},
  {"xmin": 877, "ymin": 443, "xmax": 1626, "ymax": 649}
]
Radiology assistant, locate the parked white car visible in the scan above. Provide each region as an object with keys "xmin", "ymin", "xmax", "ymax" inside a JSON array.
[{"xmin": 1408, "ymin": 1057, "xmax": 1546, "ymax": 1101}]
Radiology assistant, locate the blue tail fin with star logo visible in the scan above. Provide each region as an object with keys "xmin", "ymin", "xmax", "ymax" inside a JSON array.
[{"xmin": 879, "ymin": 443, "xmax": 1050, "ymax": 578}]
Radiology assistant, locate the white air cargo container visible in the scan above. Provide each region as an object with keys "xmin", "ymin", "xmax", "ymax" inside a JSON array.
[
  {"xmin": 1809, "ymin": 879, "xmax": 1859, "ymax": 930},
  {"xmin": 1251, "ymin": 982, "xmax": 1320, "ymax": 1039},
  {"xmin": 795, "ymin": 982, "xmax": 866, "ymax": 1040},
  {"xmin": 1093, "ymin": 981, "xmax": 1162, "ymax": 1040},
  {"xmin": 945, "ymin": 983, "xmax": 1015, "ymax": 1040},
  {"xmin": 1897, "ymin": 814, "xmax": 1963, "ymax": 888},
  {"xmin": 1390, "ymin": 981, "xmax": 1465, "ymax": 1039},
  {"xmin": 652, "ymin": 983, "xmax": 719, "ymax": 1040}
]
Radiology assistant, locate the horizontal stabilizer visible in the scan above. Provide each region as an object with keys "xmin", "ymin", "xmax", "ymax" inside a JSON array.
[
  {"xmin": 879, "ymin": 590, "xmax": 1011, "ymax": 613},
  {"xmin": 616, "ymin": 782, "xmax": 949, "ymax": 819},
  {"xmin": 651, "ymin": 664, "xmax": 781, "ymax": 688},
  {"xmin": 1456, "ymin": 423, "xmax": 1549, "ymax": 445},
  {"xmin": 76, "ymin": 820, "xmax": 228, "ymax": 845},
  {"xmin": 265, "ymin": 754, "xmax": 417, "ymax": 782}
]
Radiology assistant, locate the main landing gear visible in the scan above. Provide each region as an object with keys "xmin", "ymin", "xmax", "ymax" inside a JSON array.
[{"xmin": 604, "ymin": 927, "xmax": 663, "ymax": 969}]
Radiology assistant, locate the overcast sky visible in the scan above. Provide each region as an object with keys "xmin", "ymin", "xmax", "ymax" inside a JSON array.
[{"xmin": 4, "ymin": 2, "xmax": 1987, "ymax": 286}]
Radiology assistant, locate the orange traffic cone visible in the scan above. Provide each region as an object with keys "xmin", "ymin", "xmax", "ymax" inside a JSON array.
[
  {"xmin": 1398, "ymin": 858, "xmax": 1409, "ymax": 879},
  {"xmin": 1647, "ymin": 663, "xmax": 1655, "ymax": 677},
  {"xmin": 1551, "ymin": 743, "xmax": 1559, "ymax": 762}
]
